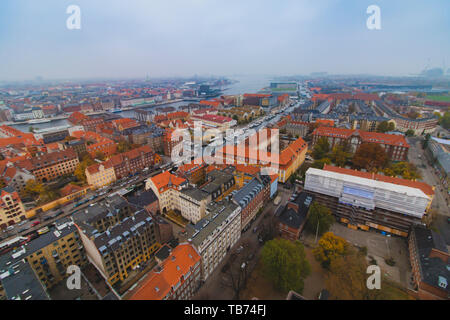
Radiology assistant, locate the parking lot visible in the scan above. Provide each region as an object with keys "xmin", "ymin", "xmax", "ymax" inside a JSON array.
[{"xmin": 330, "ymin": 223, "xmax": 412, "ymax": 288}]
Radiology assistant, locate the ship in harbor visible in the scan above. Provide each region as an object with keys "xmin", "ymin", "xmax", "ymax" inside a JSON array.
[{"xmin": 28, "ymin": 118, "xmax": 52, "ymax": 124}]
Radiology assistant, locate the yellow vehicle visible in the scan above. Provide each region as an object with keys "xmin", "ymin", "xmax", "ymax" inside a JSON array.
[{"xmin": 37, "ymin": 226, "xmax": 50, "ymax": 235}]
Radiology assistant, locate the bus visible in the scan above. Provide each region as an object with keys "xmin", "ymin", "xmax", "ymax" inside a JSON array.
[{"xmin": 37, "ymin": 226, "xmax": 50, "ymax": 235}]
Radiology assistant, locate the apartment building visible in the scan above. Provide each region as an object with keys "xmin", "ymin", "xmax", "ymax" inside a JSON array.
[
  {"xmin": 16, "ymin": 149, "xmax": 79, "ymax": 183},
  {"xmin": 312, "ymin": 126, "xmax": 410, "ymax": 161},
  {"xmin": 109, "ymin": 145, "xmax": 159, "ymax": 179},
  {"xmin": 0, "ymin": 258, "xmax": 50, "ymax": 300},
  {"xmin": 304, "ymin": 165, "xmax": 435, "ymax": 236},
  {"xmin": 231, "ymin": 175, "xmax": 271, "ymax": 231},
  {"xmin": 408, "ymin": 225, "xmax": 449, "ymax": 300},
  {"xmin": 186, "ymin": 200, "xmax": 241, "ymax": 281},
  {"xmin": 1, "ymin": 219, "xmax": 87, "ymax": 290},
  {"xmin": 71, "ymin": 131, "xmax": 117, "ymax": 158},
  {"xmin": 179, "ymin": 187, "xmax": 211, "ymax": 224},
  {"xmin": 85, "ymin": 161, "xmax": 117, "ymax": 189},
  {"xmin": 127, "ymin": 243, "xmax": 201, "ymax": 300},
  {"xmin": 0, "ymin": 187, "xmax": 27, "ymax": 229},
  {"xmin": 176, "ymin": 162, "xmax": 207, "ymax": 186},
  {"xmin": 73, "ymin": 196, "xmax": 159, "ymax": 286},
  {"xmin": 200, "ymin": 169, "xmax": 236, "ymax": 202},
  {"xmin": 0, "ymin": 163, "xmax": 35, "ymax": 193},
  {"xmin": 146, "ymin": 171, "xmax": 187, "ymax": 214}
]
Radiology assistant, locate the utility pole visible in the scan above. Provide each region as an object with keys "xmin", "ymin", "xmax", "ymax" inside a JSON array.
[{"xmin": 314, "ymin": 219, "xmax": 320, "ymax": 244}]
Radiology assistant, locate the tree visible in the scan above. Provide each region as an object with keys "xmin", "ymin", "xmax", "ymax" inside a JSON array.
[
  {"xmin": 22, "ymin": 179, "xmax": 46, "ymax": 199},
  {"xmin": 441, "ymin": 111, "xmax": 450, "ymax": 130},
  {"xmin": 405, "ymin": 129, "xmax": 415, "ymax": 137},
  {"xmin": 312, "ymin": 137, "xmax": 330, "ymax": 160},
  {"xmin": 305, "ymin": 203, "xmax": 335, "ymax": 236},
  {"xmin": 95, "ymin": 151, "xmax": 106, "ymax": 161},
  {"xmin": 383, "ymin": 162, "xmax": 421, "ymax": 180},
  {"xmin": 74, "ymin": 154, "xmax": 95, "ymax": 184},
  {"xmin": 28, "ymin": 126, "xmax": 34, "ymax": 133},
  {"xmin": 352, "ymin": 143, "xmax": 388, "ymax": 171},
  {"xmin": 313, "ymin": 232, "xmax": 349, "ymax": 269},
  {"xmin": 422, "ymin": 133, "xmax": 431, "ymax": 149},
  {"xmin": 376, "ymin": 121, "xmax": 390, "ymax": 133},
  {"xmin": 260, "ymin": 239, "xmax": 311, "ymax": 293},
  {"xmin": 311, "ymin": 158, "xmax": 331, "ymax": 170},
  {"xmin": 329, "ymin": 145, "xmax": 351, "ymax": 167},
  {"xmin": 326, "ymin": 250, "xmax": 372, "ymax": 300}
]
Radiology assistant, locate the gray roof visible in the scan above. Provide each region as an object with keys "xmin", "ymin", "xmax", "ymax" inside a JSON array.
[
  {"xmin": 232, "ymin": 177, "xmax": 267, "ymax": 209},
  {"xmin": 186, "ymin": 201, "xmax": 240, "ymax": 248},
  {"xmin": 278, "ymin": 192, "xmax": 314, "ymax": 229},
  {"xmin": 411, "ymin": 225, "xmax": 450, "ymax": 293},
  {"xmin": 1, "ymin": 259, "xmax": 49, "ymax": 300},
  {"xmin": 180, "ymin": 187, "xmax": 210, "ymax": 202}
]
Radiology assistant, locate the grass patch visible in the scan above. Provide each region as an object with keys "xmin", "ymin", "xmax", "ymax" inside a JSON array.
[{"xmin": 426, "ymin": 95, "xmax": 450, "ymax": 102}]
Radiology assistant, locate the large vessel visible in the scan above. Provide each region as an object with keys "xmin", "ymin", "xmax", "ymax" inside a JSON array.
[{"xmin": 28, "ymin": 118, "xmax": 51, "ymax": 124}]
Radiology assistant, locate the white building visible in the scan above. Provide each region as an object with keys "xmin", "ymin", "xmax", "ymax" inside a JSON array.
[
  {"xmin": 145, "ymin": 171, "xmax": 187, "ymax": 214},
  {"xmin": 179, "ymin": 187, "xmax": 211, "ymax": 224},
  {"xmin": 186, "ymin": 201, "xmax": 241, "ymax": 281}
]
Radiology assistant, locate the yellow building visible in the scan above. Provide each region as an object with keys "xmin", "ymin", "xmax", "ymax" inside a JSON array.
[
  {"xmin": 85, "ymin": 162, "xmax": 117, "ymax": 189},
  {"xmin": 0, "ymin": 187, "xmax": 27, "ymax": 229}
]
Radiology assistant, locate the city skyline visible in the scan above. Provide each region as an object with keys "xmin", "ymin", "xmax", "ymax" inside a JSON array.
[{"xmin": 1, "ymin": 0, "xmax": 449, "ymax": 81}]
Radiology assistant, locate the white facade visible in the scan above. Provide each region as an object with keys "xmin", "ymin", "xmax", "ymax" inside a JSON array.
[
  {"xmin": 304, "ymin": 168, "xmax": 430, "ymax": 218},
  {"xmin": 189, "ymin": 203, "xmax": 241, "ymax": 281}
]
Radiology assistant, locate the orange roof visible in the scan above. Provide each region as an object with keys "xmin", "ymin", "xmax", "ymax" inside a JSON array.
[
  {"xmin": 313, "ymin": 127, "xmax": 409, "ymax": 147},
  {"xmin": 150, "ymin": 171, "xmax": 186, "ymax": 193},
  {"xmin": 323, "ymin": 165, "xmax": 434, "ymax": 196},
  {"xmin": 315, "ymin": 119, "xmax": 334, "ymax": 127},
  {"xmin": 128, "ymin": 243, "xmax": 201, "ymax": 300},
  {"xmin": 234, "ymin": 164, "xmax": 260, "ymax": 176},
  {"xmin": 60, "ymin": 184, "xmax": 84, "ymax": 197}
]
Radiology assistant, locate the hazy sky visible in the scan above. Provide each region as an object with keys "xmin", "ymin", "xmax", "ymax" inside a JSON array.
[{"xmin": 0, "ymin": 0, "xmax": 449, "ymax": 81}]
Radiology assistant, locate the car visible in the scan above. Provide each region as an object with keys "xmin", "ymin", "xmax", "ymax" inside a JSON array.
[
  {"xmin": 6, "ymin": 225, "xmax": 14, "ymax": 231},
  {"xmin": 31, "ymin": 221, "xmax": 40, "ymax": 227}
]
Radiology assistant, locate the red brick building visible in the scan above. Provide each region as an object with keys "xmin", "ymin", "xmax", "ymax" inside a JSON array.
[
  {"xmin": 312, "ymin": 126, "xmax": 410, "ymax": 161},
  {"xmin": 109, "ymin": 145, "xmax": 158, "ymax": 179}
]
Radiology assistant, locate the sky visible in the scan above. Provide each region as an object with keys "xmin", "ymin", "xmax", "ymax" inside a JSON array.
[{"xmin": 0, "ymin": 0, "xmax": 449, "ymax": 81}]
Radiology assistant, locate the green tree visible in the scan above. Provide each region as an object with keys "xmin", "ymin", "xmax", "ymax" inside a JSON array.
[
  {"xmin": 28, "ymin": 126, "xmax": 34, "ymax": 133},
  {"xmin": 441, "ymin": 111, "xmax": 450, "ymax": 129},
  {"xmin": 376, "ymin": 121, "xmax": 389, "ymax": 133},
  {"xmin": 352, "ymin": 143, "xmax": 388, "ymax": 172},
  {"xmin": 312, "ymin": 137, "xmax": 330, "ymax": 160},
  {"xmin": 329, "ymin": 145, "xmax": 351, "ymax": 167},
  {"xmin": 305, "ymin": 203, "xmax": 335, "ymax": 236},
  {"xmin": 311, "ymin": 158, "xmax": 331, "ymax": 170},
  {"xmin": 405, "ymin": 129, "xmax": 415, "ymax": 137},
  {"xmin": 261, "ymin": 238, "xmax": 311, "ymax": 293}
]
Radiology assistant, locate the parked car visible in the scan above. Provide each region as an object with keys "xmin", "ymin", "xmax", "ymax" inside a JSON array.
[{"xmin": 31, "ymin": 221, "xmax": 40, "ymax": 227}]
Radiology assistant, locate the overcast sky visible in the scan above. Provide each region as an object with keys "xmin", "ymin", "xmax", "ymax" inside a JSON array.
[{"xmin": 0, "ymin": 0, "xmax": 449, "ymax": 81}]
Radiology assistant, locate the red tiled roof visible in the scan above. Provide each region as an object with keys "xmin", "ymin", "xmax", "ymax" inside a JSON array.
[
  {"xmin": 150, "ymin": 170, "xmax": 186, "ymax": 193},
  {"xmin": 312, "ymin": 127, "xmax": 409, "ymax": 147},
  {"xmin": 128, "ymin": 243, "xmax": 200, "ymax": 300},
  {"xmin": 322, "ymin": 165, "xmax": 434, "ymax": 196}
]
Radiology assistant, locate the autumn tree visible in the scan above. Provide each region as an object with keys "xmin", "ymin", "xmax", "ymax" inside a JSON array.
[
  {"xmin": 260, "ymin": 238, "xmax": 311, "ymax": 293},
  {"xmin": 95, "ymin": 151, "xmax": 106, "ymax": 161},
  {"xmin": 329, "ymin": 145, "xmax": 351, "ymax": 167},
  {"xmin": 22, "ymin": 179, "xmax": 46, "ymax": 199},
  {"xmin": 326, "ymin": 250, "xmax": 372, "ymax": 299},
  {"xmin": 441, "ymin": 111, "xmax": 450, "ymax": 129},
  {"xmin": 305, "ymin": 203, "xmax": 335, "ymax": 236},
  {"xmin": 383, "ymin": 162, "xmax": 421, "ymax": 180},
  {"xmin": 312, "ymin": 137, "xmax": 330, "ymax": 160},
  {"xmin": 313, "ymin": 232, "xmax": 349, "ymax": 269},
  {"xmin": 352, "ymin": 143, "xmax": 388, "ymax": 172},
  {"xmin": 74, "ymin": 154, "xmax": 95, "ymax": 184}
]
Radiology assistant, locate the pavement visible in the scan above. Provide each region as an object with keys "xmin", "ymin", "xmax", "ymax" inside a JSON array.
[
  {"xmin": 407, "ymin": 137, "xmax": 450, "ymax": 245},
  {"xmin": 329, "ymin": 223, "xmax": 413, "ymax": 290}
]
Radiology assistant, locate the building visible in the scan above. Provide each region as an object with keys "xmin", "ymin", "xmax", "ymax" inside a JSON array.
[
  {"xmin": 16, "ymin": 149, "xmax": 79, "ymax": 183},
  {"xmin": 0, "ymin": 163, "xmax": 35, "ymax": 193},
  {"xmin": 186, "ymin": 200, "xmax": 241, "ymax": 281},
  {"xmin": 179, "ymin": 187, "xmax": 211, "ymax": 224},
  {"xmin": 200, "ymin": 169, "xmax": 236, "ymax": 202},
  {"xmin": 71, "ymin": 131, "xmax": 117, "ymax": 158},
  {"xmin": 126, "ymin": 189, "xmax": 160, "ymax": 216},
  {"xmin": 408, "ymin": 225, "xmax": 449, "ymax": 300},
  {"xmin": 146, "ymin": 171, "xmax": 187, "ymax": 214},
  {"xmin": 33, "ymin": 126, "xmax": 70, "ymax": 144},
  {"xmin": 127, "ymin": 243, "xmax": 201, "ymax": 300},
  {"xmin": 73, "ymin": 196, "xmax": 159, "ymax": 286},
  {"xmin": 231, "ymin": 175, "xmax": 270, "ymax": 231},
  {"xmin": 176, "ymin": 162, "xmax": 207, "ymax": 186},
  {"xmin": 277, "ymin": 192, "xmax": 314, "ymax": 241},
  {"xmin": 85, "ymin": 161, "xmax": 117, "ymax": 189},
  {"xmin": 0, "ymin": 187, "xmax": 27, "ymax": 229},
  {"xmin": 312, "ymin": 126, "xmax": 410, "ymax": 161},
  {"xmin": 108, "ymin": 145, "xmax": 159, "ymax": 179},
  {"xmin": 304, "ymin": 165, "xmax": 435, "ymax": 236},
  {"xmin": 0, "ymin": 258, "xmax": 50, "ymax": 300},
  {"xmin": 1, "ymin": 219, "xmax": 87, "ymax": 290}
]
